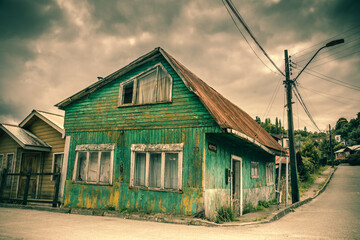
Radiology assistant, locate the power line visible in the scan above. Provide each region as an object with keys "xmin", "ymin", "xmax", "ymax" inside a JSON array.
[
  {"xmin": 222, "ymin": 0, "xmax": 285, "ymax": 76},
  {"xmin": 309, "ymin": 50, "xmax": 360, "ymax": 68},
  {"xmin": 221, "ymin": 0, "xmax": 281, "ymax": 76},
  {"xmin": 294, "ymin": 39, "xmax": 360, "ymax": 64},
  {"xmin": 298, "ymin": 85, "xmax": 352, "ymax": 105},
  {"xmin": 293, "ymin": 85, "xmax": 321, "ymax": 132},
  {"xmin": 291, "ymin": 63, "xmax": 360, "ymax": 91},
  {"xmin": 291, "ymin": 25, "xmax": 360, "ymax": 58}
]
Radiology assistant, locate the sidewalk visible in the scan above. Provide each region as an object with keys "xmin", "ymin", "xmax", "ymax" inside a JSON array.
[{"xmin": 0, "ymin": 166, "xmax": 336, "ymax": 227}]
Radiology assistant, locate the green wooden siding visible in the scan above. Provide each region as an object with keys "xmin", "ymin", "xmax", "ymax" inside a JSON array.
[
  {"xmin": 204, "ymin": 133, "xmax": 275, "ymax": 219},
  {"xmin": 63, "ymin": 127, "xmax": 220, "ymax": 214},
  {"xmin": 64, "ymin": 56, "xmax": 217, "ymax": 132}
]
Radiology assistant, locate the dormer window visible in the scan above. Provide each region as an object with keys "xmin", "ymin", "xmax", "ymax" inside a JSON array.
[{"xmin": 118, "ymin": 64, "xmax": 172, "ymax": 106}]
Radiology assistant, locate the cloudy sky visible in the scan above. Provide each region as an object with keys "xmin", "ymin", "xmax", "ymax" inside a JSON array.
[{"xmin": 0, "ymin": 0, "xmax": 359, "ymax": 132}]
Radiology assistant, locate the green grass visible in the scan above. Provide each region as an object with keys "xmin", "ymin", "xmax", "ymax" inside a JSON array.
[
  {"xmin": 215, "ymin": 207, "xmax": 235, "ymax": 223},
  {"xmin": 299, "ymin": 165, "xmax": 328, "ymax": 194}
]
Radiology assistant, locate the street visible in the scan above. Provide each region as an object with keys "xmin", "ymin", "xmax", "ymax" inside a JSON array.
[{"xmin": 0, "ymin": 165, "xmax": 359, "ymax": 240}]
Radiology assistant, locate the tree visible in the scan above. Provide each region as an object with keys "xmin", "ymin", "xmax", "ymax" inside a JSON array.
[{"xmin": 300, "ymin": 137, "xmax": 321, "ymax": 173}]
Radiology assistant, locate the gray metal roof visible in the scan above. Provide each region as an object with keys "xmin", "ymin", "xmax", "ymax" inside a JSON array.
[{"xmin": 0, "ymin": 123, "xmax": 51, "ymax": 151}]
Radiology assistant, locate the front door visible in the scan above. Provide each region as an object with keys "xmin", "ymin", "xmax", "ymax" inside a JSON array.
[
  {"xmin": 19, "ymin": 153, "xmax": 41, "ymax": 198},
  {"xmin": 231, "ymin": 155, "xmax": 243, "ymax": 216}
]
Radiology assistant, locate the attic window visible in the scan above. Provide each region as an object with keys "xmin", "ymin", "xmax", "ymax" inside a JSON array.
[{"xmin": 118, "ymin": 64, "xmax": 172, "ymax": 106}]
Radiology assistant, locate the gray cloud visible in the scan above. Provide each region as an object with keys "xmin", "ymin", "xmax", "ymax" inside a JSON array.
[{"xmin": 0, "ymin": 0, "xmax": 358, "ymax": 131}]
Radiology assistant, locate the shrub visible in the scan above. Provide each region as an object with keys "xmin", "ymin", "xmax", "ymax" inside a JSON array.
[
  {"xmin": 215, "ymin": 206, "xmax": 235, "ymax": 223},
  {"xmin": 347, "ymin": 151, "xmax": 360, "ymax": 166}
]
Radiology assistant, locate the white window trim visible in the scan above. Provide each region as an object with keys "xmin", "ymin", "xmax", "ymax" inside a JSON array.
[
  {"xmin": 118, "ymin": 63, "xmax": 173, "ymax": 107},
  {"xmin": 51, "ymin": 152, "xmax": 64, "ymax": 181},
  {"xmin": 266, "ymin": 162, "xmax": 274, "ymax": 185},
  {"xmin": 251, "ymin": 161, "xmax": 259, "ymax": 179},
  {"xmin": 72, "ymin": 144, "xmax": 115, "ymax": 185},
  {"xmin": 0, "ymin": 154, "xmax": 4, "ymax": 169},
  {"xmin": 130, "ymin": 143, "xmax": 183, "ymax": 192}
]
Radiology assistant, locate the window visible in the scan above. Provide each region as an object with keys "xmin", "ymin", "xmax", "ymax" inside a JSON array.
[
  {"xmin": 0, "ymin": 154, "xmax": 3, "ymax": 169},
  {"xmin": 6, "ymin": 153, "xmax": 14, "ymax": 187},
  {"xmin": 266, "ymin": 163, "xmax": 274, "ymax": 185},
  {"xmin": 51, "ymin": 153, "xmax": 64, "ymax": 181},
  {"xmin": 118, "ymin": 64, "xmax": 172, "ymax": 106},
  {"xmin": 251, "ymin": 162, "xmax": 259, "ymax": 179},
  {"xmin": 130, "ymin": 143, "xmax": 183, "ymax": 191},
  {"xmin": 73, "ymin": 144, "xmax": 114, "ymax": 185}
]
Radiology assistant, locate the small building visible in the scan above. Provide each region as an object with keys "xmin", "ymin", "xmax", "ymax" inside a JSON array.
[
  {"xmin": 55, "ymin": 47, "xmax": 284, "ymax": 219},
  {"xmin": 335, "ymin": 147, "xmax": 351, "ymax": 160},
  {"xmin": 0, "ymin": 110, "xmax": 65, "ymax": 202}
]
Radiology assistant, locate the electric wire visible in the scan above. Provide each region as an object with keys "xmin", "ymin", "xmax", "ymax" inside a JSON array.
[
  {"xmin": 298, "ymin": 85, "xmax": 349, "ymax": 105},
  {"xmin": 291, "ymin": 25, "xmax": 360, "ymax": 58},
  {"xmin": 222, "ymin": 0, "xmax": 285, "ymax": 76},
  {"xmin": 293, "ymin": 84, "xmax": 321, "ymax": 132},
  {"xmin": 294, "ymin": 39, "xmax": 360, "ymax": 64},
  {"xmin": 221, "ymin": 0, "xmax": 281, "ymax": 76},
  {"xmin": 253, "ymin": 78, "xmax": 283, "ymax": 139},
  {"xmin": 291, "ymin": 64, "xmax": 360, "ymax": 91},
  {"xmin": 309, "ymin": 50, "xmax": 360, "ymax": 68}
]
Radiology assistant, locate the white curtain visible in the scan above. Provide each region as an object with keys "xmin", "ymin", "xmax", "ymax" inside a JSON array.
[
  {"xmin": 149, "ymin": 153, "xmax": 161, "ymax": 188},
  {"xmin": 135, "ymin": 153, "xmax": 146, "ymax": 186},
  {"xmin": 87, "ymin": 152, "xmax": 99, "ymax": 182},
  {"xmin": 165, "ymin": 153, "xmax": 178, "ymax": 189},
  {"xmin": 100, "ymin": 152, "xmax": 111, "ymax": 183},
  {"xmin": 136, "ymin": 70, "xmax": 157, "ymax": 104},
  {"xmin": 157, "ymin": 67, "xmax": 171, "ymax": 102},
  {"xmin": 77, "ymin": 152, "xmax": 87, "ymax": 181}
]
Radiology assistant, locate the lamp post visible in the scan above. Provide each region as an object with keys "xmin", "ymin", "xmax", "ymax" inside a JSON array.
[{"xmin": 284, "ymin": 38, "xmax": 344, "ymax": 203}]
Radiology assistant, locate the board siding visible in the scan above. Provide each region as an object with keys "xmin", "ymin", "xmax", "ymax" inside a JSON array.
[{"xmin": 62, "ymin": 55, "xmax": 224, "ymax": 215}]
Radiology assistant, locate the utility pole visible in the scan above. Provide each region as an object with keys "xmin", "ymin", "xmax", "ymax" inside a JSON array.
[
  {"xmin": 284, "ymin": 50, "xmax": 300, "ymax": 203},
  {"xmin": 329, "ymin": 124, "xmax": 334, "ymax": 168}
]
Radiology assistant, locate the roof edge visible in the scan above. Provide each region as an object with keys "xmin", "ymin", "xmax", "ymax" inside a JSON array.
[
  {"xmin": 226, "ymin": 128, "xmax": 284, "ymax": 156},
  {"xmin": 55, "ymin": 47, "xmax": 162, "ymax": 109},
  {"xmin": 19, "ymin": 110, "xmax": 64, "ymax": 136}
]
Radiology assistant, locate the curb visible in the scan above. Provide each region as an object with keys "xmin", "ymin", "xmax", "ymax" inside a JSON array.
[
  {"xmin": 0, "ymin": 167, "xmax": 337, "ymax": 228},
  {"xmin": 258, "ymin": 167, "xmax": 337, "ymax": 225}
]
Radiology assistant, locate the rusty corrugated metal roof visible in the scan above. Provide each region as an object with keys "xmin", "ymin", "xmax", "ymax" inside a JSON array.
[
  {"xmin": 160, "ymin": 48, "xmax": 284, "ymax": 152},
  {"xmin": 55, "ymin": 47, "xmax": 284, "ymax": 153}
]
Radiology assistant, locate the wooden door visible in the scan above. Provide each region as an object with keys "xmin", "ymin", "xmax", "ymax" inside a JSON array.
[
  {"xmin": 19, "ymin": 153, "xmax": 40, "ymax": 198},
  {"xmin": 232, "ymin": 156, "xmax": 243, "ymax": 216}
]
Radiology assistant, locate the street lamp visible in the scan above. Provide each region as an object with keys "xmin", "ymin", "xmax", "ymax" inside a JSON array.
[
  {"xmin": 284, "ymin": 38, "xmax": 344, "ymax": 204},
  {"xmin": 293, "ymin": 39, "xmax": 344, "ymax": 82}
]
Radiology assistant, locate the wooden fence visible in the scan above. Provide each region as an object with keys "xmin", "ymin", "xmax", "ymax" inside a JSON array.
[{"xmin": 0, "ymin": 168, "xmax": 61, "ymax": 207}]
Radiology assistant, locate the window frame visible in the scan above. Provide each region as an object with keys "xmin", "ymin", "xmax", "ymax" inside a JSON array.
[
  {"xmin": 51, "ymin": 152, "xmax": 64, "ymax": 181},
  {"xmin": 118, "ymin": 63, "xmax": 173, "ymax": 107},
  {"xmin": 130, "ymin": 143, "xmax": 183, "ymax": 192},
  {"xmin": 266, "ymin": 162, "xmax": 274, "ymax": 185},
  {"xmin": 6, "ymin": 153, "xmax": 14, "ymax": 172},
  {"xmin": 250, "ymin": 161, "xmax": 259, "ymax": 179},
  {"xmin": 72, "ymin": 144, "xmax": 115, "ymax": 185},
  {"xmin": 5, "ymin": 153, "xmax": 15, "ymax": 187},
  {"xmin": 0, "ymin": 154, "xmax": 4, "ymax": 169}
]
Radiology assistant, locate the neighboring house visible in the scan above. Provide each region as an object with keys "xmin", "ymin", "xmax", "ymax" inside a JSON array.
[
  {"xmin": 335, "ymin": 147, "xmax": 351, "ymax": 160},
  {"xmin": 0, "ymin": 110, "xmax": 65, "ymax": 202},
  {"xmin": 55, "ymin": 47, "xmax": 284, "ymax": 220},
  {"xmin": 349, "ymin": 145, "xmax": 360, "ymax": 153}
]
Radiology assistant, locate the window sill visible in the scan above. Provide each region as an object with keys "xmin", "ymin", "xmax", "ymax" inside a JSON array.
[
  {"xmin": 72, "ymin": 181, "xmax": 112, "ymax": 186},
  {"xmin": 118, "ymin": 101, "xmax": 172, "ymax": 108},
  {"xmin": 129, "ymin": 186, "xmax": 182, "ymax": 193}
]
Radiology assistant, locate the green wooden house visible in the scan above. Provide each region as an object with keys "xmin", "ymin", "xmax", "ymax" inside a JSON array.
[{"xmin": 55, "ymin": 47, "xmax": 284, "ymax": 219}]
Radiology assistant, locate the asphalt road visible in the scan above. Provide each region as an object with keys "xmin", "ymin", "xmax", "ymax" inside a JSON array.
[{"xmin": 0, "ymin": 165, "xmax": 359, "ymax": 240}]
